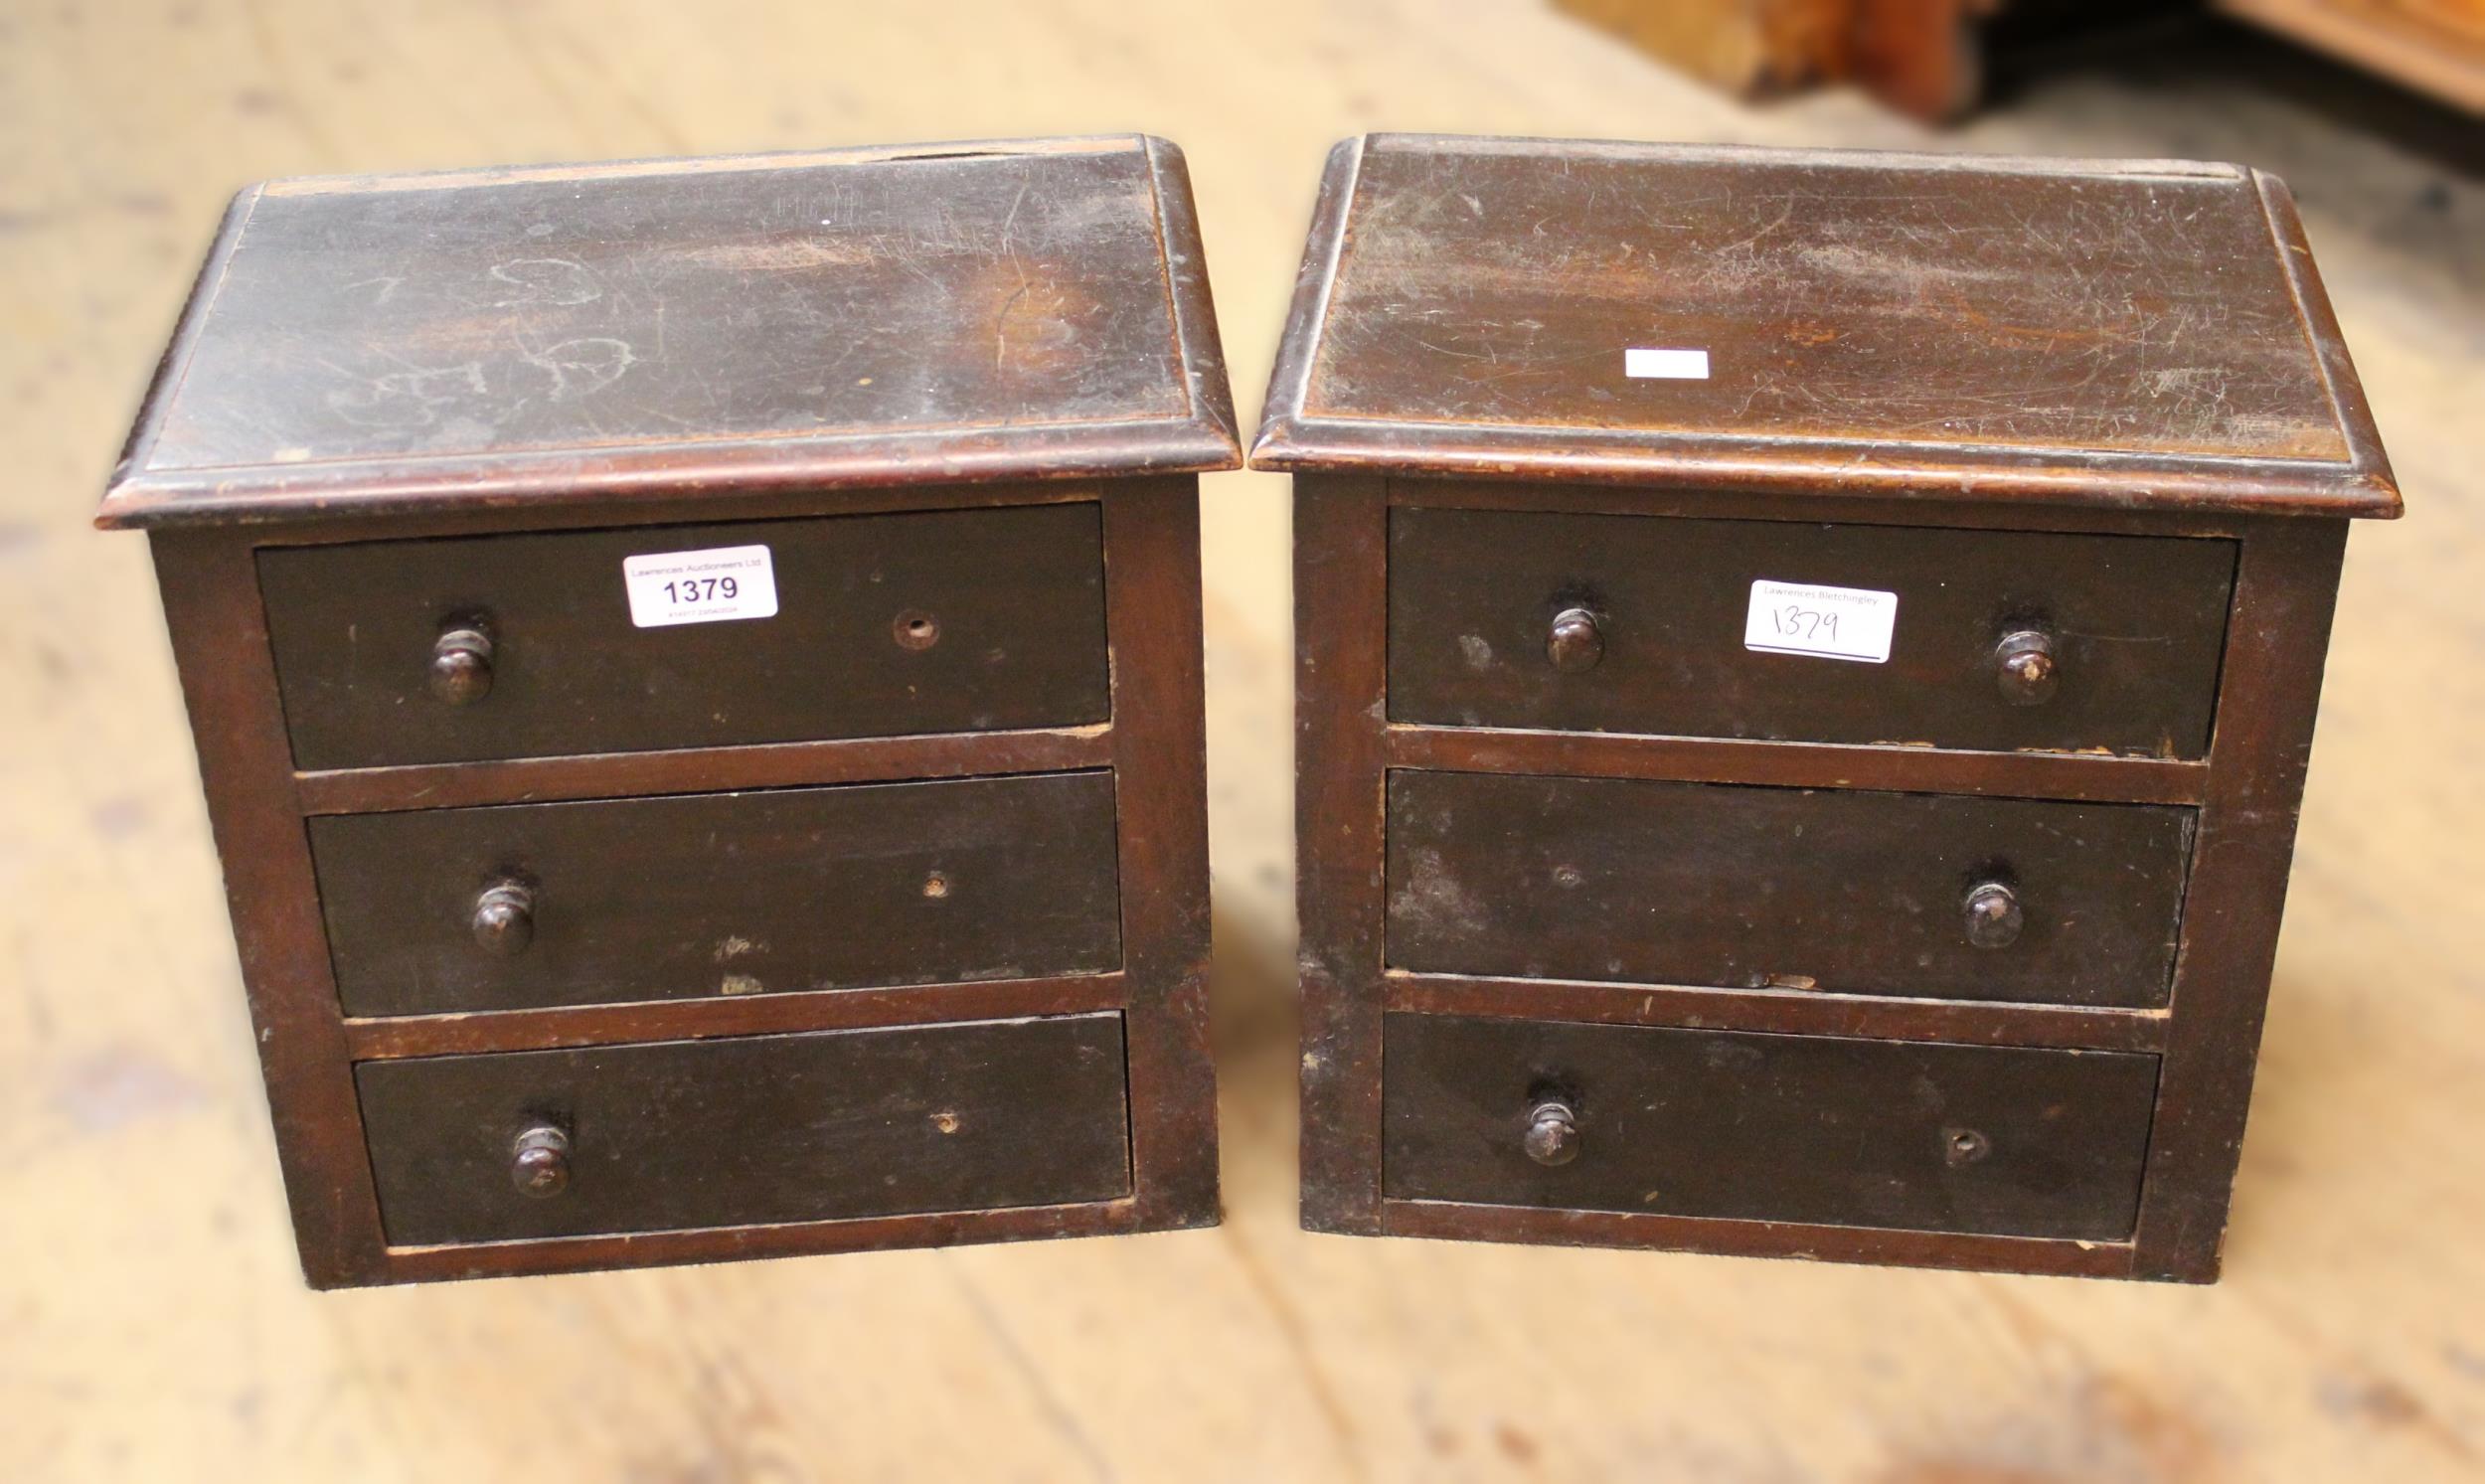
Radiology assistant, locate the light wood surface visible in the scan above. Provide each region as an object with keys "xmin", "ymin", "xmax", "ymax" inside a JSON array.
[
  {"xmin": 4, "ymin": 3, "xmax": 2480, "ymax": 1479},
  {"xmin": 2219, "ymin": 0, "xmax": 2485, "ymax": 114}
]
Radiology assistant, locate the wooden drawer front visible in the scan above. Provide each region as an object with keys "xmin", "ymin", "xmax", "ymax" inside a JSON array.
[
  {"xmin": 358, "ymin": 1015, "xmax": 1132, "ymax": 1246},
  {"xmin": 1382, "ymin": 1014, "xmax": 2158, "ymax": 1239},
  {"xmin": 1388, "ymin": 506, "xmax": 2236, "ymax": 757},
  {"xmin": 1387, "ymin": 771, "xmax": 2191, "ymax": 1007},
  {"xmin": 260, "ymin": 503, "xmax": 1110, "ymax": 770},
  {"xmin": 312, "ymin": 772, "xmax": 1121, "ymax": 1017}
]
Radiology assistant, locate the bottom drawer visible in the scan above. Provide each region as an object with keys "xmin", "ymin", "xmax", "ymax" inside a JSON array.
[
  {"xmin": 1382, "ymin": 1014, "xmax": 2158, "ymax": 1240},
  {"xmin": 358, "ymin": 1015, "xmax": 1131, "ymax": 1246}
]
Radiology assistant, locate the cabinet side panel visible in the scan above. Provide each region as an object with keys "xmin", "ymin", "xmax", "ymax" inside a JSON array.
[
  {"xmin": 2134, "ymin": 517, "xmax": 2349, "ymax": 1280},
  {"xmin": 1101, "ymin": 480, "xmax": 1221, "ymax": 1226},
  {"xmin": 1295, "ymin": 475, "xmax": 1392, "ymax": 1233},
  {"xmin": 150, "ymin": 529, "xmax": 389, "ymax": 1287}
]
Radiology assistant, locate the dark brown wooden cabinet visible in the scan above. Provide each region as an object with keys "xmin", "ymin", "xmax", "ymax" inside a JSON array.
[
  {"xmin": 1258, "ymin": 135, "xmax": 2400, "ymax": 1281},
  {"xmin": 101, "ymin": 135, "xmax": 1238, "ymax": 1286}
]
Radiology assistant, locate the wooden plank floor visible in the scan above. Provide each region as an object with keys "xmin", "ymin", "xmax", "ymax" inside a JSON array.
[{"xmin": 4, "ymin": 4, "xmax": 2480, "ymax": 1479}]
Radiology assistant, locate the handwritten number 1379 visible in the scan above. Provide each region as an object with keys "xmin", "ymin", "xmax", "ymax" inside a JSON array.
[{"xmin": 1773, "ymin": 605, "xmax": 1837, "ymax": 642}]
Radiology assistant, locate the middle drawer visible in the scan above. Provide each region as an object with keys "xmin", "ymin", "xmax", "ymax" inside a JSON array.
[
  {"xmin": 311, "ymin": 771, "xmax": 1122, "ymax": 1017},
  {"xmin": 1388, "ymin": 770, "xmax": 2192, "ymax": 1007}
]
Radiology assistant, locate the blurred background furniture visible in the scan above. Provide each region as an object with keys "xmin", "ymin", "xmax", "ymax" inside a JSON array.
[
  {"xmin": 2219, "ymin": 0, "xmax": 2485, "ymax": 113},
  {"xmin": 1560, "ymin": 0, "xmax": 2485, "ymax": 116}
]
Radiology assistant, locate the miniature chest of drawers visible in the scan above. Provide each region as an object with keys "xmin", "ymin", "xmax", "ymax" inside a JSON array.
[
  {"xmin": 1254, "ymin": 135, "xmax": 2400, "ymax": 1281},
  {"xmin": 99, "ymin": 136, "xmax": 1239, "ymax": 1287}
]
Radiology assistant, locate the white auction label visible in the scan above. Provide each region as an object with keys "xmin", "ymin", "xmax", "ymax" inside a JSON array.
[
  {"xmin": 1743, "ymin": 578, "xmax": 1898, "ymax": 664},
  {"xmin": 621, "ymin": 545, "xmax": 779, "ymax": 628},
  {"xmin": 1625, "ymin": 347, "xmax": 1710, "ymax": 380}
]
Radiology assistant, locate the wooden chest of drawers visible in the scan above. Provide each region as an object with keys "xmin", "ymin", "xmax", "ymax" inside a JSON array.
[
  {"xmin": 1254, "ymin": 135, "xmax": 2401, "ymax": 1281},
  {"xmin": 98, "ymin": 136, "xmax": 1239, "ymax": 1286}
]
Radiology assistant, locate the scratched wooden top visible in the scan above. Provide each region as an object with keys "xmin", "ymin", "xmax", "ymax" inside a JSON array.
[
  {"xmin": 1252, "ymin": 135, "xmax": 2399, "ymax": 518},
  {"xmin": 97, "ymin": 135, "xmax": 1239, "ymax": 528}
]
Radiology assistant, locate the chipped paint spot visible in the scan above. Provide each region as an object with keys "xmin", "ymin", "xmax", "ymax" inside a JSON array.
[{"xmin": 719, "ymin": 974, "xmax": 764, "ymax": 996}]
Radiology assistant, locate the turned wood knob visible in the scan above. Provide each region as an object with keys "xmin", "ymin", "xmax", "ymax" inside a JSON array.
[
  {"xmin": 428, "ymin": 625, "xmax": 496, "ymax": 705},
  {"xmin": 1523, "ymin": 1100, "xmax": 1581, "ymax": 1167},
  {"xmin": 1546, "ymin": 607, "xmax": 1604, "ymax": 673},
  {"xmin": 510, "ymin": 1125, "xmax": 571, "ymax": 1198},
  {"xmin": 1963, "ymin": 881, "xmax": 2024, "ymax": 950},
  {"xmin": 1993, "ymin": 628, "xmax": 2058, "ymax": 707},
  {"xmin": 471, "ymin": 881, "xmax": 536, "ymax": 956}
]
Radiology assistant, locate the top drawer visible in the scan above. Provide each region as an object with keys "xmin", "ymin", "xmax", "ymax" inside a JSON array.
[
  {"xmin": 1389, "ymin": 506, "xmax": 2236, "ymax": 758},
  {"xmin": 259, "ymin": 503, "xmax": 1110, "ymax": 770}
]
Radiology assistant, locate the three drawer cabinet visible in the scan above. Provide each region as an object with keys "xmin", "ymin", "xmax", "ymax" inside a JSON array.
[
  {"xmin": 1256, "ymin": 135, "xmax": 2401, "ymax": 1280},
  {"xmin": 99, "ymin": 136, "xmax": 1240, "ymax": 1286}
]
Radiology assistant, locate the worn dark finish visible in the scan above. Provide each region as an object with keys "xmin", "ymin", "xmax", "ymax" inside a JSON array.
[
  {"xmin": 96, "ymin": 137, "xmax": 1238, "ymax": 529},
  {"xmin": 345, "ymin": 970, "xmax": 1127, "ymax": 1062},
  {"xmin": 2131, "ymin": 519, "xmax": 2348, "ymax": 1281},
  {"xmin": 1390, "ymin": 506, "xmax": 2236, "ymax": 757},
  {"xmin": 150, "ymin": 530, "xmax": 393, "ymax": 1286},
  {"xmin": 1293, "ymin": 476, "xmax": 1393, "ymax": 1236},
  {"xmin": 1388, "ymin": 972, "xmax": 2168, "ymax": 1055},
  {"xmin": 294, "ymin": 724, "xmax": 1114, "ymax": 816},
  {"xmin": 261, "ymin": 504, "xmax": 1109, "ymax": 768},
  {"xmin": 1387, "ymin": 723, "xmax": 2210, "ymax": 806},
  {"xmin": 1387, "ymin": 770, "xmax": 2193, "ymax": 1007},
  {"xmin": 108, "ymin": 136, "xmax": 1236, "ymax": 1285},
  {"xmin": 1384, "ymin": 1013, "xmax": 2159, "ymax": 1239},
  {"xmin": 313, "ymin": 772, "xmax": 1121, "ymax": 1016},
  {"xmin": 1256, "ymin": 136, "xmax": 2396, "ymax": 516},
  {"xmin": 1263, "ymin": 136, "xmax": 2395, "ymax": 1279},
  {"xmin": 360, "ymin": 1015, "xmax": 1132, "ymax": 1245},
  {"xmin": 1097, "ymin": 485, "xmax": 1223, "ymax": 1227}
]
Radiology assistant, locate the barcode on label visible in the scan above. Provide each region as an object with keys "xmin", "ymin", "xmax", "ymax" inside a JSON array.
[
  {"xmin": 621, "ymin": 545, "xmax": 779, "ymax": 628},
  {"xmin": 1743, "ymin": 578, "xmax": 1898, "ymax": 664}
]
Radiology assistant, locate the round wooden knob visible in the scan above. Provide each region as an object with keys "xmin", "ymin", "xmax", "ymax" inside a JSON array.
[
  {"xmin": 428, "ymin": 625, "xmax": 496, "ymax": 706},
  {"xmin": 1993, "ymin": 628, "xmax": 2058, "ymax": 706},
  {"xmin": 1963, "ymin": 881, "xmax": 2024, "ymax": 950},
  {"xmin": 1546, "ymin": 607, "xmax": 1604, "ymax": 673},
  {"xmin": 1523, "ymin": 1100, "xmax": 1581, "ymax": 1167},
  {"xmin": 510, "ymin": 1125, "xmax": 571, "ymax": 1198},
  {"xmin": 471, "ymin": 881, "xmax": 536, "ymax": 956}
]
